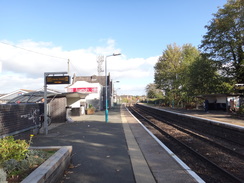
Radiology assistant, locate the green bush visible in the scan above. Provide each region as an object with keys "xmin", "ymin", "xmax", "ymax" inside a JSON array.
[
  {"xmin": 1, "ymin": 149, "xmax": 55, "ymax": 181},
  {"xmin": 0, "ymin": 136, "xmax": 55, "ymax": 181},
  {"xmin": 2, "ymin": 150, "xmax": 50, "ymax": 177},
  {"xmin": 26, "ymin": 149, "xmax": 52, "ymax": 166},
  {"xmin": 0, "ymin": 136, "xmax": 29, "ymax": 163},
  {"xmin": 142, "ymin": 98, "xmax": 164, "ymax": 105},
  {"xmin": 237, "ymin": 105, "xmax": 244, "ymax": 115}
]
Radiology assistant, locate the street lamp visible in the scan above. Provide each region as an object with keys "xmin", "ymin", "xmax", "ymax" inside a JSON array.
[
  {"xmin": 115, "ymin": 88, "xmax": 121, "ymax": 104},
  {"xmin": 105, "ymin": 53, "xmax": 121, "ymax": 123}
]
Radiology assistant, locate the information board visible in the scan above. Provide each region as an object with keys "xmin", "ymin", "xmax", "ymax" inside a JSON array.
[{"xmin": 46, "ymin": 76, "xmax": 70, "ymax": 84}]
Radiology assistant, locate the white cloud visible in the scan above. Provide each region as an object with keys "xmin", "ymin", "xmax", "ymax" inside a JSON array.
[
  {"xmin": 0, "ymin": 73, "xmax": 43, "ymax": 92},
  {"xmin": 0, "ymin": 39, "xmax": 158, "ymax": 95}
]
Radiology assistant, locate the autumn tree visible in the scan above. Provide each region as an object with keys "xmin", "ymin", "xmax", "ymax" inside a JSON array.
[{"xmin": 200, "ymin": 0, "xmax": 244, "ymax": 83}]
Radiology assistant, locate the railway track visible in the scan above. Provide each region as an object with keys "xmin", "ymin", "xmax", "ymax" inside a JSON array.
[{"xmin": 128, "ymin": 104, "xmax": 244, "ymax": 183}]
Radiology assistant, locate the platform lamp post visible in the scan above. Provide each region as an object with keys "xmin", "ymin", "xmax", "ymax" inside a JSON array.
[
  {"xmin": 105, "ymin": 53, "xmax": 121, "ymax": 123},
  {"xmin": 115, "ymin": 88, "xmax": 121, "ymax": 104}
]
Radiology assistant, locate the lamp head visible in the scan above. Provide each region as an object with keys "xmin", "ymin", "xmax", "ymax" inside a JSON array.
[{"xmin": 113, "ymin": 53, "xmax": 121, "ymax": 56}]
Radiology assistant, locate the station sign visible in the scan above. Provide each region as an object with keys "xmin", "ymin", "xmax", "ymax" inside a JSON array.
[
  {"xmin": 67, "ymin": 87, "xmax": 98, "ymax": 93},
  {"xmin": 46, "ymin": 75, "xmax": 70, "ymax": 84}
]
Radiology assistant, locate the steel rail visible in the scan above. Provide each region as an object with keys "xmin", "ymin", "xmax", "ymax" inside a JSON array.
[
  {"xmin": 136, "ymin": 105, "xmax": 244, "ymax": 159},
  {"xmin": 137, "ymin": 104, "xmax": 244, "ymax": 145}
]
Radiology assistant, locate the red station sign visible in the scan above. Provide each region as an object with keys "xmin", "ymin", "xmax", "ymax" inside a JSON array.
[{"xmin": 68, "ymin": 87, "xmax": 98, "ymax": 93}]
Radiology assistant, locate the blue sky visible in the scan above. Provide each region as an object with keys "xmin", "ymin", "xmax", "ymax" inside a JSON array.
[{"xmin": 0, "ymin": 0, "xmax": 227, "ymax": 95}]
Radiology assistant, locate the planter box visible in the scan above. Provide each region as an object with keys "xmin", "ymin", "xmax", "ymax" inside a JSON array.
[
  {"xmin": 86, "ymin": 108, "xmax": 95, "ymax": 115},
  {"xmin": 21, "ymin": 146, "xmax": 72, "ymax": 183}
]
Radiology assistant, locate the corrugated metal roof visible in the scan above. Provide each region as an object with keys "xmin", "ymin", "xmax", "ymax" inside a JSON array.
[
  {"xmin": 7, "ymin": 91, "xmax": 88, "ymax": 104},
  {"xmin": 7, "ymin": 91, "xmax": 55, "ymax": 103},
  {"xmin": 0, "ymin": 89, "xmax": 32, "ymax": 101}
]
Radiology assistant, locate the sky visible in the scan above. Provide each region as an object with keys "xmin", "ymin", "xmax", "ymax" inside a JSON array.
[{"xmin": 0, "ymin": 0, "xmax": 227, "ymax": 95}]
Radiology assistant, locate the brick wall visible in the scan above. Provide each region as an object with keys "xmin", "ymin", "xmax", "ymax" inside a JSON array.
[
  {"xmin": 0, "ymin": 103, "xmax": 42, "ymax": 137},
  {"xmin": 0, "ymin": 97, "xmax": 67, "ymax": 138},
  {"xmin": 49, "ymin": 97, "xmax": 66, "ymax": 123}
]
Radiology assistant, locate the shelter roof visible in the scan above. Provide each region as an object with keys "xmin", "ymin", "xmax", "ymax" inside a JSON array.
[
  {"xmin": 7, "ymin": 91, "xmax": 55, "ymax": 103},
  {"xmin": 197, "ymin": 93, "xmax": 243, "ymax": 99},
  {"xmin": 55, "ymin": 92, "xmax": 89, "ymax": 99},
  {"xmin": 0, "ymin": 89, "xmax": 34, "ymax": 102},
  {"xmin": 7, "ymin": 91, "xmax": 88, "ymax": 104}
]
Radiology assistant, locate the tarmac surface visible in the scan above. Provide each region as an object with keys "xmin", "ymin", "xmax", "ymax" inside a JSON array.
[
  {"xmin": 32, "ymin": 106, "xmax": 135, "ymax": 183},
  {"xmin": 31, "ymin": 104, "xmax": 204, "ymax": 183}
]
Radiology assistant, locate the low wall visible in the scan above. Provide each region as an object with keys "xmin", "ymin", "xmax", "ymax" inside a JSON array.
[{"xmin": 23, "ymin": 146, "xmax": 72, "ymax": 183}]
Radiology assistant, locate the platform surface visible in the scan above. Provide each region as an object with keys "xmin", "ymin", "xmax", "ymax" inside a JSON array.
[
  {"xmin": 32, "ymin": 105, "xmax": 203, "ymax": 183},
  {"xmin": 149, "ymin": 104, "xmax": 244, "ymax": 127}
]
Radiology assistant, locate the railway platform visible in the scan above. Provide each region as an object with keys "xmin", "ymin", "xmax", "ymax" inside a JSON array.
[
  {"xmin": 31, "ymin": 104, "xmax": 203, "ymax": 183},
  {"xmin": 146, "ymin": 104, "xmax": 244, "ymax": 127}
]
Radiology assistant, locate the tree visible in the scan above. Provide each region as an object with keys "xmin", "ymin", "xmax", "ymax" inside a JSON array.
[
  {"xmin": 200, "ymin": 0, "xmax": 244, "ymax": 83},
  {"xmin": 145, "ymin": 83, "xmax": 163, "ymax": 99},
  {"xmin": 187, "ymin": 56, "xmax": 232, "ymax": 95},
  {"xmin": 154, "ymin": 43, "xmax": 200, "ymax": 104},
  {"xmin": 178, "ymin": 44, "xmax": 200, "ymax": 92},
  {"xmin": 154, "ymin": 43, "xmax": 182, "ymax": 91}
]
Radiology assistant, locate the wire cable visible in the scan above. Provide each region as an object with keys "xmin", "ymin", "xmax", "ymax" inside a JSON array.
[
  {"xmin": 0, "ymin": 41, "xmax": 85, "ymax": 76},
  {"xmin": 0, "ymin": 41, "xmax": 68, "ymax": 60}
]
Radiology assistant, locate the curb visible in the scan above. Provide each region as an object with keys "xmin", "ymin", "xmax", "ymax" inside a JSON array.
[{"xmin": 21, "ymin": 146, "xmax": 72, "ymax": 183}]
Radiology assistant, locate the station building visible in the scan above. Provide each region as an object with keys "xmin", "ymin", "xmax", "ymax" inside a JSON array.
[{"xmin": 66, "ymin": 74, "xmax": 115, "ymax": 116}]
